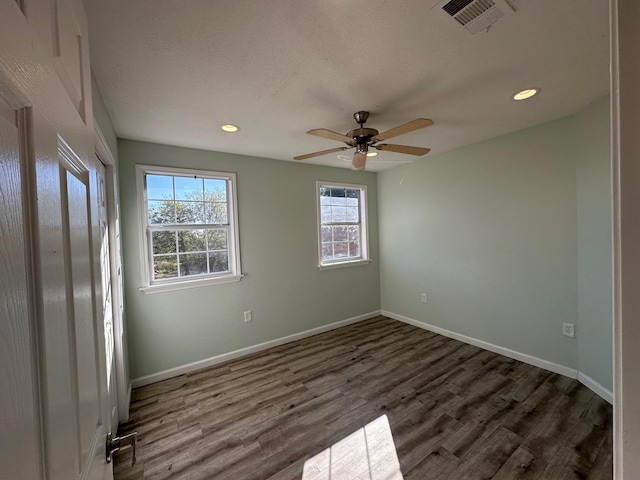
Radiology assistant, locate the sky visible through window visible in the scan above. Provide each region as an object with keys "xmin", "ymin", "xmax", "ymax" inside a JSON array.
[{"xmin": 147, "ymin": 174, "xmax": 226, "ymax": 201}]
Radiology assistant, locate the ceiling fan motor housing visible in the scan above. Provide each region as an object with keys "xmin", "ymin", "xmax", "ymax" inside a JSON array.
[{"xmin": 346, "ymin": 127, "xmax": 379, "ymax": 146}]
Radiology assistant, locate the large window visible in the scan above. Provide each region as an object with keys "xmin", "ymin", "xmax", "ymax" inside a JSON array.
[
  {"xmin": 317, "ymin": 181, "xmax": 369, "ymax": 268},
  {"xmin": 137, "ymin": 165, "xmax": 241, "ymax": 292}
]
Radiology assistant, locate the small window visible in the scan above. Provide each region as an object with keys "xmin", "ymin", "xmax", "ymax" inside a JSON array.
[
  {"xmin": 317, "ymin": 181, "xmax": 369, "ymax": 269},
  {"xmin": 137, "ymin": 165, "xmax": 242, "ymax": 293}
]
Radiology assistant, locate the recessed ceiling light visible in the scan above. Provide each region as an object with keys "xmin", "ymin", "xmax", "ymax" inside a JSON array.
[
  {"xmin": 366, "ymin": 151, "xmax": 378, "ymax": 157},
  {"xmin": 221, "ymin": 124, "xmax": 239, "ymax": 132},
  {"xmin": 513, "ymin": 88, "xmax": 540, "ymax": 101}
]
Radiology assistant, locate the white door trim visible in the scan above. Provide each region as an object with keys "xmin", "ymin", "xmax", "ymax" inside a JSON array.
[
  {"xmin": 610, "ymin": 0, "xmax": 640, "ymax": 477},
  {"xmin": 94, "ymin": 121, "xmax": 131, "ymax": 422}
]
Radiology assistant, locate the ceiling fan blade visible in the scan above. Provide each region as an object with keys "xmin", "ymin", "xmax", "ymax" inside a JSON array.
[
  {"xmin": 373, "ymin": 118, "xmax": 434, "ymax": 142},
  {"xmin": 375, "ymin": 144, "xmax": 431, "ymax": 156},
  {"xmin": 307, "ymin": 128, "xmax": 354, "ymax": 144},
  {"xmin": 352, "ymin": 151, "xmax": 366, "ymax": 170},
  {"xmin": 293, "ymin": 146, "xmax": 348, "ymax": 161}
]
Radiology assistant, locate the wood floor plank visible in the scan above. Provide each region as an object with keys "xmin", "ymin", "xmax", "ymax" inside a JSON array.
[
  {"xmin": 539, "ymin": 447, "xmax": 593, "ymax": 480},
  {"xmin": 491, "ymin": 446, "xmax": 547, "ymax": 479},
  {"xmin": 114, "ymin": 316, "xmax": 612, "ymax": 480},
  {"xmin": 404, "ymin": 446, "xmax": 459, "ymax": 480},
  {"xmin": 446, "ymin": 427, "xmax": 523, "ymax": 480},
  {"xmin": 142, "ymin": 433, "xmax": 249, "ymax": 480},
  {"xmin": 586, "ymin": 417, "xmax": 614, "ymax": 480},
  {"xmin": 396, "ymin": 413, "xmax": 463, "ymax": 473},
  {"xmin": 521, "ymin": 395, "xmax": 588, "ymax": 460}
]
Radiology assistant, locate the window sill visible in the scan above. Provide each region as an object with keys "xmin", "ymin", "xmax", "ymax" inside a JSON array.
[
  {"xmin": 140, "ymin": 274, "xmax": 243, "ymax": 294},
  {"xmin": 318, "ymin": 259, "xmax": 372, "ymax": 270}
]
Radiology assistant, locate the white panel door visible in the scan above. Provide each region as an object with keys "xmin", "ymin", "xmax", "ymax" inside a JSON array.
[
  {"xmin": 0, "ymin": 0, "xmax": 115, "ymax": 479},
  {"xmin": 0, "ymin": 89, "xmax": 42, "ymax": 480}
]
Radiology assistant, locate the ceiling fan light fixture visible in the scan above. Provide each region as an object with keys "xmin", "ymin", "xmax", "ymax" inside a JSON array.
[
  {"xmin": 513, "ymin": 88, "xmax": 540, "ymax": 101},
  {"xmin": 366, "ymin": 152, "xmax": 378, "ymax": 157},
  {"xmin": 221, "ymin": 124, "xmax": 240, "ymax": 132}
]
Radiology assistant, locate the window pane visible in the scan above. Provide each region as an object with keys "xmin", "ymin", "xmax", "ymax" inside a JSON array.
[
  {"xmin": 152, "ymin": 230, "xmax": 176, "ymax": 255},
  {"xmin": 333, "ymin": 226, "xmax": 348, "ymax": 242},
  {"xmin": 348, "ymin": 241, "xmax": 360, "ymax": 257},
  {"xmin": 209, "ymin": 252, "xmax": 229, "ymax": 273},
  {"xmin": 175, "ymin": 201, "xmax": 205, "ymax": 224},
  {"xmin": 208, "ymin": 229, "xmax": 228, "ymax": 250},
  {"xmin": 320, "ymin": 205, "xmax": 332, "ymax": 223},
  {"xmin": 178, "ymin": 230, "xmax": 206, "ymax": 253},
  {"xmin": 321, "ymin": 226, "xmax": 332, "ymax": 243},
  {"xmin": 346, "ymin": 207, "xmax": 359, "ymax": 222},
  {"xmin": 153, "ymin": 255, "xmax": 178, "ymax": 279},
  {"xmin": 331, "ymin": 187, "xmax": 346, "ymax": 198},
  {"xmin": 175, "ymin": 176, "xmax": 204, "ymax": 201},
  {"xmin": 205, "ymin": 179, "xmax": 227, "ymax": 201},
  {"xmin": 147, "ymin": 175, "xmax": 174, "ymax": 200},
  {"xmin": 320, "ymin": 193, "xmax": 331, "ymax": 206},
  {"xmin": 331, "ymin": 206, "xmax": 347, "ymax": 222},
  {"xmin": 346, "ymin": 189, "xmax": 359, "ymax": 206},
  {"xmin": 348, "ymin": 225, "xmax": 360, "ymax": 242},
  {"xmin": 148, "ymin": 200, "xmax": 175, "ymax": 224},
  {"xmin": 179, "ymin": 253, "xmax": 208, "ymax": 276},
  {"xmin": 334, "ymin": 242, "xmax": 349, "ymax": 257},
  {"xmin": 346, "ymin": 188, "xmax": 359, "ymax": 198},
  {"xmin": 206, "ymin": 202, "xmax": 228, "ymax": 224},
  {"xmin": 321, "ymin": 243, "xmax": 333, "ymax": 261}
]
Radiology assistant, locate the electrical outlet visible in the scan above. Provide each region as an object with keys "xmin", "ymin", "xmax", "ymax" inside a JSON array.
[
  {"xmin": 244, "ymin": 310, "xmax": 252, "ymax": 322},
  {"xmin": 421, "ymin": 293, "xmax": 427, "ymax": 303},
  {"xmin": 562, "ymin": 323, "xmax": 575, "ymax": 338}
]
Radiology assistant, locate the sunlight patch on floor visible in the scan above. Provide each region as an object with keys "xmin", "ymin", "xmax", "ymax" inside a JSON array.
[{"xmin": 301, "ymin": 415, "xmax": 404, "ymax": 480}]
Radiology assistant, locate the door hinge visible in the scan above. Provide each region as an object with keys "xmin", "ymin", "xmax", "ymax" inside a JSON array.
[{"xmin": 106, "ymin": 431, "xmax": 138, "ymax": 466}]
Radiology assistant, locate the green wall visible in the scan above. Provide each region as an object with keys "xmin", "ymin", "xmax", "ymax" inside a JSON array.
[
  {"xmin": 118, "ymin": 140, "xmax": 380, "ymax": 379},
  {"xmin": 378, "ymin": 99, "xmax": 612, "ymax": 390},
  {"xmin": 575, "ymin": 98, "xmax": 613, "ymax": 390}
]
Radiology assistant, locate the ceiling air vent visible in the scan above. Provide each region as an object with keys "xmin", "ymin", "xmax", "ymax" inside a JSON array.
[{"xmin": 438, "ymin": 0, "xmax": 515, "ymax": 34}]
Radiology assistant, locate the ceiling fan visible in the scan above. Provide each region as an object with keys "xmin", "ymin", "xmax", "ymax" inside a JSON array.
[{"xmin": 294, "ymin": 111, "xmax": 433, "ymax": 171}]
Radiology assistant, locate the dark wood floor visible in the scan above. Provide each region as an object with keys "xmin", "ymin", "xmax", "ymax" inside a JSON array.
[{"xmin": 113, "ymin": 316, "xmax": 612, "ymax": 480}]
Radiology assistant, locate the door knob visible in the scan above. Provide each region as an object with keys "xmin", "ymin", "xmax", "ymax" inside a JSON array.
[{"xmin": 106, "ymin": 431, "xmax": 138, "ymax": 466}]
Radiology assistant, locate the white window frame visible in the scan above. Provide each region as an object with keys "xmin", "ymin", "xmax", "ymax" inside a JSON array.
[
  {"xmin": 136, "ymin": 165, "xmax": 242, "ymax": 294},
  {"xmin": 317, "ymin": 181, "xmax": 370, "ymax": 270}
]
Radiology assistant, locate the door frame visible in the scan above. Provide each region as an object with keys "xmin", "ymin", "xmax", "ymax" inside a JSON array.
[
  {"xmin": 94, "ymin": 121, "xmax": 130, "ymax": 423},
  {"xmin": 611, "ymin": 0, "xmax": 640, "ymax": 478}
]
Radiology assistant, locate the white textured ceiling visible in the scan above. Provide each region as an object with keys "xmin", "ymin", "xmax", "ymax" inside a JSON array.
[{"xmin": 84, "ymin": 0, "xmax": 609, "ymax": 171}]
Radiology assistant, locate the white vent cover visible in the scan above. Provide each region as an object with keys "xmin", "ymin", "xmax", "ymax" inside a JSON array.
[{"xmin": 436, "ymin": 0, "xmax": 515, "ymax": 34}]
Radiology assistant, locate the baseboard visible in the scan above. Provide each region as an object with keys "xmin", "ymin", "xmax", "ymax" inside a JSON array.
[
  {"xmin": 578, "ymin": 372, "xmax": 613, "ymax": 404},
  {"xmin": 131, "ymin": 310, "xmax": 381, "ymax": 388},
  {"xmin": 383, "ymin": 310, "xmax": 614, "ymax": 404}
]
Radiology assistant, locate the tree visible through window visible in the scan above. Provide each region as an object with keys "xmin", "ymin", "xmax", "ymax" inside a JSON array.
[
  {"xmin": 138, "ymin": 166, "xmax": 241, "ymax": 290},
  {"xmin": 318, "ymin": 182, "xmax": 369, "ymax": 267}
]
